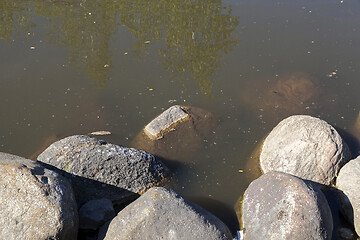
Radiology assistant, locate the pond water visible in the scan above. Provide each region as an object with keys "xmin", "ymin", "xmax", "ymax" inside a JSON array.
[{"xmin": 1, "ymin": 0, "xmax": 360, "ymax": 234}]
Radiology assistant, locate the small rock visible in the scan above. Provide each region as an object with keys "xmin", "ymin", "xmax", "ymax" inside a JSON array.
[
  {"xmin": 260, "ymin": 115, "xmax": 350, "ymax": 185},
  {"xmin": 0, "ymin": 152, "xmax": 78, "ymax": 240},
  {"xmin": 89, "ymin": 131, "xmax": 112, "ymax": 136},
  {"xmin": 100, "ymin": 187, "xmax": 232, "ymax": 240},
  {"xmin": 242, "ymin": 171, "xmax": 333, "ymax": 240},
  {"xmin": 37, "ymin": 135, "xmax": 169, "ymax": 205},
  {"xmin": 144, "ymin": 105, "xmax": 189, "ymax": 139},
  {"xmin": 79, "ymin": 198, "xmax": 115, "ymax": 230},
  {"xmin": 132, "ymin": 105, "xmax": 217, "ymax": 161},
  {"xmin": 336, "ymin": 155, "xmax": 360, "ymax": 236}
]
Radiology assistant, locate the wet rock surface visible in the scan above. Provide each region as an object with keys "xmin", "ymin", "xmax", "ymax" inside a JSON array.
[
  {"xmin": 0, "ymin": 152, "xmax": 78, "ymax": 240},
  {"xmin": 132, "ymin": 105, "xmax": 217, "ymax": 162},
  {"xmin": 100, "ymin": 187, "xmax": 232, "ymax": 240},
  {"xmin": 336, "ymin": 155, "xmax": 360, "ymax": 236},
  {"xmin": 260, "ymin": 115, "xmax": 350, "ymax": 185},
  {"xmin": 37, "ymin": 135, "xmax": 169, "ymax": 205},
  {"xmin": 242, "ymin": 171, "xmax": 333, "ymax": 240}
]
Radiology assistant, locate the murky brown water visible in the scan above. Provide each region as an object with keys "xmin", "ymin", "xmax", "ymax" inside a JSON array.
[{"xmin": 1, "ymin": 0, "xmax": 360, "ymax": 234}]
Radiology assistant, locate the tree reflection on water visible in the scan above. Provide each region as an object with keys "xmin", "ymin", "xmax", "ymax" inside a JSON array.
[{"xmin": 0, "ymin": 0, "xmax": 239, "ymax": 95}]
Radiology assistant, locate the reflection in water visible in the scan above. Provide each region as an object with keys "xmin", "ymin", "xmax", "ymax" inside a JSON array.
[
  {"xmin": 0, "ymin": 0, "xmax": 239, "ymax": 94},
  {"xmin": 0, "ymin": 1, "xmax": 34, "ymax": 42}
]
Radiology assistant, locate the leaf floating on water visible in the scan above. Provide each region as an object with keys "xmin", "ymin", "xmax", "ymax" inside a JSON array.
[
  {"xmin": 89, "ymin": 131, "xmax": 112, "ymax": 136},
  {"xmin": 144, "ymin": 40, "xmax": 150, "ymax": 44}
]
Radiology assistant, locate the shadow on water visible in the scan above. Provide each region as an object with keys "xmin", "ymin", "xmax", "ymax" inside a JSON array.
[{"xmin": 0, "ymin": 0, "xmax": 239, "ymax": 96}]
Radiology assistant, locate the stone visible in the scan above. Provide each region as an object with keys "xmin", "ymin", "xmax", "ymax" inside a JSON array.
[
  {"xmin": 242, "ymin": 171, "xmax": 333, "ymax": 240},
  {"xmin": 37, "ymin": 135, "xmax": 169, "ymax": 205},
  {"xmin": 0, "ymin": 152, "xmax": 78, "ymax": 240},
  {"xmin": 100, "ymin": 187, "xmax": 232, "ymax": 240},
  {"xmin": 336, "ymin": 156, "xmax": 360, "ymax": 236},
  {"xmin": 260, "ymin": 115, "xmax": 350, "ymax": 185},
  {"xmin": 79, "ymin": 198, "xmax": 115, "ymax": 230},
  {"xmin": 144, "ymin": 105, "xmax": 189, "ymax": 139},
  {"xmin": 238, "ymin": 72, "xmax": 322, "ymax": 125},
  {"xmin": 132, "ymin": 105, "xmax": 217, "ymax": 162}
]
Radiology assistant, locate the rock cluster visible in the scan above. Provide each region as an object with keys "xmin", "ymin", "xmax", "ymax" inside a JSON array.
[
  {"xmin": 241, "ymin": 114, "xmax": 360, "ymax": 240},
  {"xmin": 1, "ymin": 105, "xmax": 233, "ymax": 240},
  {"xmin": 3, "ymin": 104, "xmax": 360, "ymax": 240}
]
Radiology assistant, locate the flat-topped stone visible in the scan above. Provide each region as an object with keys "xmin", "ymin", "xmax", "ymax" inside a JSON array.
[{"xmin": 144, "ymin": 105, "xmax": 189, "ymax": 139}]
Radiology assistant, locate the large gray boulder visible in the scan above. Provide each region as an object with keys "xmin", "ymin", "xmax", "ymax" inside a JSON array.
[
  {"xmin": 242, "ymin": 171, "xmax": 333, "ymax": 240},
  {"xmin": 37, "ymin": 135, "xmax": 169, "ymax": 206},
  {"xmin": 260, "ymin": 115, "xmax": 350, "ymax": 185},
  {"xmin": 336, "ymin": 155, "xmax": 360, "ymax": 236},
  {"xmin": 132, "ymin": 105, "xmax": 217, "ymax": 162},
  {"xmin": 100, "ymin": 187, "xmax": 232, "ymax": 240},
  {"xmin": 0, "ymin": 152, "xmax": 78, "ymax": 240}
]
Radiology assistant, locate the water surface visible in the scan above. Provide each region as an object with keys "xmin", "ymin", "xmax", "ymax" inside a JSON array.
[{"xmin": 1, "ymin": 0, "xmax": 360, "ymax": 234}]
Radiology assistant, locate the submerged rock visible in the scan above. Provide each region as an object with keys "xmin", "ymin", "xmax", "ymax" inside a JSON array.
[
  {"xmin": 100, "ymin": 187, "xmax": 232, "ymax": 240},
  {"xmin": 37, "ymin": 135, "xmax": 169, "ymax": 205},
  {"xmin": 260, "ymin": 115, "xmax": 350, "ymax": 185},
  {"xmin": 336, "ymin": 155, "xmax": 360, "ymax": 236},
  {"xmin": 132, "ymin": 105, "xmax": 217, "ymax": 161},
  {"xmin": 239, "ymin": 72, "xmax": 322, "ymax": 124},
  {"xmin": 242, "ymin": 171, "xmax": 333, "ymax": 240},
  {"xmin": 0, "ymin": 152, "xmax": 78, "ymax": 240}
]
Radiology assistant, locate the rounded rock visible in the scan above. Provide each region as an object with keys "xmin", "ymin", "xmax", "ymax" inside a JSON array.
[
  {"xmin": 336, "ymin": 155, "xmax": 360, "ymax": 236},
  {"xmin": 101, "ymin": 187, "xmax": 232, "ymax": 240},
  {"xmin": 0, "ymin": 152, "xmax": 78, "ymax": 240},
  {"xmin": 37, "ymin": 135, "xmax": 169, "ymax": 205},
  {"xmin": 242, "ymin": 171, "xmax": 333, "ymax": 240},
  {"xmin": 260, "ymin": 115, "xmax": 350, "ymax": 185}
]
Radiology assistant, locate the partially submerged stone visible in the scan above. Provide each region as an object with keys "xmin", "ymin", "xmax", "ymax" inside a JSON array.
[
  {"xmin": 37, "ymin": 135, "xmax": 169, "ymax": 205},
  {"xmin": 242, "ymin": 171, "xmax": 333, "ymax": 240},
  {"xmin": 336, "ymin": 155, "xmax": 360, "ymax": 236},
  {"xmin": 101, "ymin": 187, "xmax": 232, "ymax": 240},
  {"xmin": 132, "ymin": 105, "xmax": 217, "ymax": 161},
  {"xmin": 0, "ymin": 152, "xmax": 78, "ymax": 240},
  {"xmin": 144, "ymin": 105, "xmax": 189, "ymax": 139},
  {"xmin": 260, "ymin": 115, "xmax": 350, "ymax": 185}
]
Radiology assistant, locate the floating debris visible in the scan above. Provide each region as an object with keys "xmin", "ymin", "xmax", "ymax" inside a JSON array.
[
  {"xmin": 238, "ymin": 169, "xmax": 244, "ymax": 173},
  {"xmin": 327, "ymin": 71, "xmax": 338, "ymax": 78},
  {"xmin": 30, "ymin": 46, "xmax": 36, "ymax": 50},
  {"xmin": 89, "ymin": 131, "xmax": 112, "ymax": 136}
]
